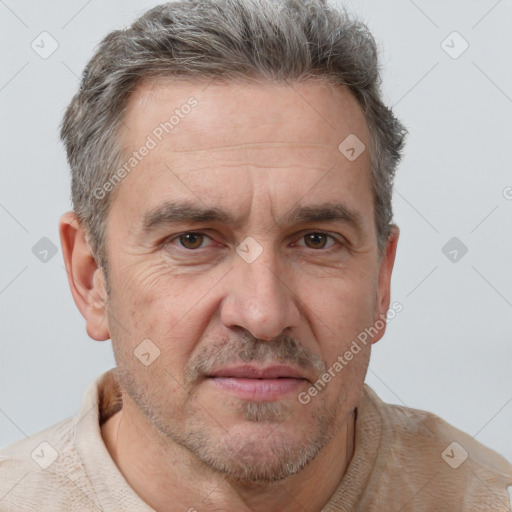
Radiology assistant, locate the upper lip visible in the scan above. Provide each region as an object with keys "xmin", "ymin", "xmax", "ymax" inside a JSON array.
[{"xmin": 207, "ymin": 364, "xmax": 307, "ymax": 380}]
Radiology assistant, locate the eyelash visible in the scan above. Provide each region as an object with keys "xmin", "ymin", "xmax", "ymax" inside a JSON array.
[{"xmin": 165, "ymin": 231, "xmax": 344, "ymax": 252}]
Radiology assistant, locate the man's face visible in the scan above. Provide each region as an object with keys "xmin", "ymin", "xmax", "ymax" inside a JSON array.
[{"xmin": 101, "ymin": 79, "xmax": 394, "ymax": 482}]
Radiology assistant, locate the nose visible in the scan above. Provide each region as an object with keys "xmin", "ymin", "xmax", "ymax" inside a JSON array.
[{"xmin": 220, "ymin": 248, "xmax": 301, "ymax": 341}]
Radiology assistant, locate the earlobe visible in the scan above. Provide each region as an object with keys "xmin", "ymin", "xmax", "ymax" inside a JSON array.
[
  {"xmin": 371, "ymin": 225, "xmax": 400, "ymax": 345},
  {"xmin": 59, "ymin": 212, "xmax": 110, "ymax": 341}
]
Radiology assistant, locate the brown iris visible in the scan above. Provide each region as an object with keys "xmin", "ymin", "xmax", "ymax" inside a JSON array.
[
  {"xmin": 303, "ymin": 233, "xmax": 328, "ymax": 249},
  {"xmin": 178, "ymin": 233, "xmax": 204, "ymax": 249}
]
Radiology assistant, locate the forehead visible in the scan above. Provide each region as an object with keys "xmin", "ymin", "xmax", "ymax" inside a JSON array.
[
  {"xmin": 120, "ymin": 78, "xmax": 370, "ymax": 161},
  {"xmin": 112, "ymin": 78, "xmax": 373, "ymax": 228}
]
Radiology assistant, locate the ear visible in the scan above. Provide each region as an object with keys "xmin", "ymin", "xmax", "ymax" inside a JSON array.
[
  {"xmin": 59, "ymin": 212, "xmax": 110, "ymax": 341},
  {"xmin": 371, "ymin": 225, "xmax": 400, "ymax": 345}
]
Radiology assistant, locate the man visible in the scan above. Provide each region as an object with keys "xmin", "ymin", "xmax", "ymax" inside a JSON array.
[{"xmin": 0, "ymin": 0, "xmax": 511, "ymax": 510}]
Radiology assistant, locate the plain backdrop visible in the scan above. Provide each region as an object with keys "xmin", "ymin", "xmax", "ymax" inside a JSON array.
[{"xmin": 0, "ymin": 0, "xmax": 511, "ymax": 465}]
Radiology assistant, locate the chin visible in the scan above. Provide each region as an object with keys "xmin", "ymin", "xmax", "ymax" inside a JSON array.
[
  {"xmin": 199, "ymin": 439, "xmax": 319, "ymax": 483},
  {"xmin": 181, "ymin": 412, "xmax": 335, "ymax": 484}
]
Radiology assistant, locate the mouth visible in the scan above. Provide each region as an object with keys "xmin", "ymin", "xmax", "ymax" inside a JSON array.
[{"xmin": 205, "ymin": 364, "xmax": 309, "ymax": 401}]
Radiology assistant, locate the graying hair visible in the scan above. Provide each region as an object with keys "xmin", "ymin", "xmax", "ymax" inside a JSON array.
[{"xmin": 60, "ymin": 0, "xmax": 407, "ymax": 278}]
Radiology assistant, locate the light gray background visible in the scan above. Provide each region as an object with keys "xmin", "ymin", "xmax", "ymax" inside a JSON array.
[{"xmin": 1, "ymin": 0, "xmax": 511, "ymax": 465}]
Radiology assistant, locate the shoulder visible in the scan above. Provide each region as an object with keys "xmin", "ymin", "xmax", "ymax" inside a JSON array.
[
  {"xmin": 362, "ymin": 385, "xmax": 512, "ymax": 511},
  {"xmin": 0, "ymin": 418, "xmax": 100, "ymax": 511}
]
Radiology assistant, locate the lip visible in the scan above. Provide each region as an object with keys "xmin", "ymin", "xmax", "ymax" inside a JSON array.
[
  {"xmin": 208, "ymin": 364, "xmax": 307, "ymax": 380},
  {"xmin": 206, "ymin": 365, "xmax": 308, "ymax": 401}
]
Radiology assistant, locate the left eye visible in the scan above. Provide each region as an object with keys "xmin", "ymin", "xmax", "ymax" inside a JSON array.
[
  {"xmin": 298, "ymin": 232, "xmax": 337, "ymax": 250},
  {"xmin": 174, "ymin": 232, "xmax": 213, "ymax": 250}
]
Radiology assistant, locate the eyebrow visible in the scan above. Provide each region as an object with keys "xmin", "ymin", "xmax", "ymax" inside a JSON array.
[
  {"xmin": 140, "ymin": 200, "xmax": 364, "ymax": 235},
  {"xmin": 141, "ymin": 202, "xmax": 234, "ymax": 232},
  {"xmin": 279, "ymin": 203, "xmax": 364, "ymax": 233}
]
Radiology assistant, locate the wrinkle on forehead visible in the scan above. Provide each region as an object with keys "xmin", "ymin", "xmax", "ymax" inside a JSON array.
[
  {"xmin": 166, "ymin": 141, "xmax": 332, "ymax": 154},
  {"xmin": 157, "ymin": 143, "xmax": 340, "ymax": 175}
]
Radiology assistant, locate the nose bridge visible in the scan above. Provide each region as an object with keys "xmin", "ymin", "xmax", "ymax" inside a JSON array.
[{"xmin": 221, "ymin": 241, "xmax": 300, "ymax": 340}]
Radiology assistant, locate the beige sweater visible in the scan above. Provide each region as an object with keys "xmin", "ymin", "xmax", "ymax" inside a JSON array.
[{"xmin": 0, "ymin": 368, "xmax": 511, "ymax": 511}]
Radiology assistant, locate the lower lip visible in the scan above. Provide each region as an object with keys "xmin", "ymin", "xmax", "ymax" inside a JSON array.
[{"xmin": 207, "ymin": 377, "xmax": 306, "ymax": 401}]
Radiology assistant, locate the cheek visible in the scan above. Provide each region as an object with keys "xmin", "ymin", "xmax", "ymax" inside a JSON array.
[
  {"xmin": 111, "ymin": 260, "xmax": 191, "ymax": 327},
  {"xmin": 301, "ymin": 271, "xmax": 377, "ymax": 356},
  {"xmin": 110, "ymin": 265, "xmax": 223, "ymax": 371}
]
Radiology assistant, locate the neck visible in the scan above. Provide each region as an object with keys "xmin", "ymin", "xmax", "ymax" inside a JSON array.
[{"xmin": 101, "ymin": 394, "xmax": 356, "ymax": 512}]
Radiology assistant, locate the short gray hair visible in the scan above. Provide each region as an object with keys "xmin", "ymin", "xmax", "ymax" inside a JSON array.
[{"xmin": 60, "ymin": 0, "xmax": 407, "ymax": 277}]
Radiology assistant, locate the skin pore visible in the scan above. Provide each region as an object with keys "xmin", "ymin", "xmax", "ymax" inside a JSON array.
[{"xmin": 60, "ymin": 79, "xmax": 399, "ymax": 512}]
